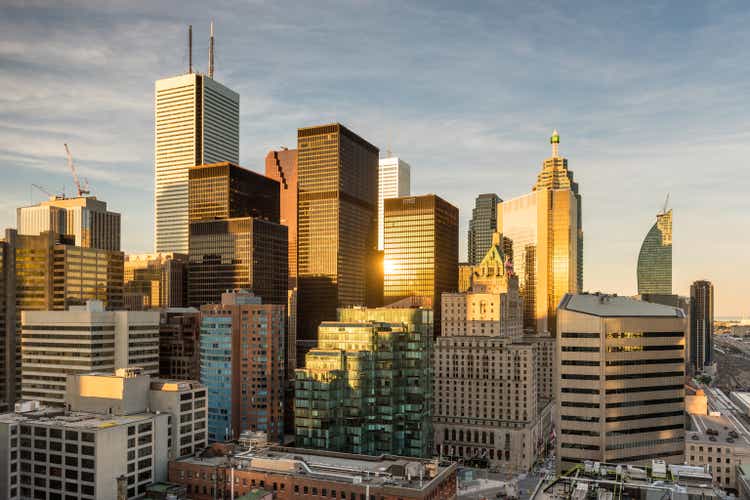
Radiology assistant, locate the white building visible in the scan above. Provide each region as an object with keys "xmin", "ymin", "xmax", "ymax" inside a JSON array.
[
  {"xmin": 377, "ymin": 156, "xmax": 410, "ymax": 251},
  {"xmin": 21, "ymin": 301, "xmax": 159, "ymax": 406},
  {"xmin": 686, "ymin": 413, "xmax": 750, "ymax": 493},
  {"xmin": 154, "ymin": 73, "xmax": 239, "ymax": 254},
  {"xmin": 17, "ymin": 196, "xmax": 121, "ymax": 251}
]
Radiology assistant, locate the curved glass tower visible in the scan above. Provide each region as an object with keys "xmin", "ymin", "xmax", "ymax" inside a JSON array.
[{"xmin": 637, "ymin": 209, "xmax": 672, "ymax": 294}]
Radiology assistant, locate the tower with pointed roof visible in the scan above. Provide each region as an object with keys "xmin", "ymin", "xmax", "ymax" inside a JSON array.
[{"xmin": 496, "ymin": 131, "xmax": 583, "ymax": 334}]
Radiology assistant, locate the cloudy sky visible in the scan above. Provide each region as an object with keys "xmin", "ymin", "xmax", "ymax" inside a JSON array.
[{"xmin": 1, "ymin": 0, "xmax": 748, "ymax": 316}]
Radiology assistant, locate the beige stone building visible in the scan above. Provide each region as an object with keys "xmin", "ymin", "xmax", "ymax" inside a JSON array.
[
  {"xmin": 686, "ymin": 414, "xmax": 750, "ymax": 493},
  {"xmin": 434, "ymin": 238, "xmax": 552, "ymax": 472},
  {"xmin": 555, "ymin": 293, "xmax": 687, "ymax": 471}
]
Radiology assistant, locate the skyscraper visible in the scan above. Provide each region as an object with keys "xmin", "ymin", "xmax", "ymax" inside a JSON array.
[
  {"xmin": 497, "ymin": 130, "xmax": 582, "ymax": 334},
  {"xmin": 383, "ymin": 195, "xmax": 458, "ymax": 337},
  {"xmin": 637, "ymin": 206, "xmax": 672, "ymax": 295},
  {"xmin": 690, "ymin": 280, "xmax": 714, "ymax": 372},
  {"xmin": 187, "ymin": 162, "xmax": 287, "ymax": 307},
  {"xmin": 377, "ymin": 156, "xmax": 411, "ymax": 251},
  {"xmin": 555, "ymin": 293, "xmax": 686, "ymax": 471},
  {"xmin": 17, "ymin": 195, "xmax": 121, "ymax": 251},
  {"xmin": 154, "ymin": 68, "xmax": 240, "ymax": 254},
  {"xmin": 265, "ymin": 148, "xmax": 298, "ymax": 283},
  {"xmin": 296, "ymin": 123, "xmax": 379, "ymax": 363},
  {"xmin": 200, "ymin": 290, "xmax": 285, "ymax": 443},
  {"xmin": 124, "ymin": 252, "xmax": 188, "ymax": 310},
  {"xmin": 467, "ymin": 193, "xmax": 500, "ymax": 266}
]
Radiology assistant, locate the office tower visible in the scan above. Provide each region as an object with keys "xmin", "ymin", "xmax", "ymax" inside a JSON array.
[
  {"xmin": 497, "ymin": 130, "xmax": 582, "ymax": 334},
  {"xmin": 377, "ymin": 156, "xmax": 411, "ymax": 251},
  {"xmin": 17, "ymin": 195, "xmax": 121, "ymax": 251},
  {"xmin": 690, "ymin": 280, "xmax": 714, "ymax": 372},
  {"xmin": 265, "ymin": 148, "xmax": 299, "ymax": 283},
  {"xmin": 21, "ymin": 300, "xmax": 159, "ymax": 406},
  {"xmin": 188, "ymin": 162, "xmax": 279, "ymax": 223},
  {"xmin": 187, "ymin": 162, "xmax": 287, "ymax": 307},
  {"xmin": 555, "ymin": 293, "xmax": 687, "ymax": 471},
  {"xmin": 0, "ymin": 240, "xmax": 11, "ymax": 411},
  {"xmin": 296, "ymin": 123, "xmax": 379, "ymax": 362},
  {"xmin": 383, "ymin": 194, "xmax": 458, "ymax": 337},
  {"xmin": 467, "ymin": 193, "xmax": 500, "ymax": 266},
  {"xmin": 200, "ymin": 291, "xmax": 285, "ymax": 443},
  {"xmin": 637, "ymin": 205, "xmax": 672, "ymax": 295},
  {"xmin": 154, "ymin": 69, "xmax": 240, "ymax": 254},
  {"xmin": 435, "ymin": 240, "xmax": 552, "ymax": 472},
  {"xmin": 158, "ymin": 307, "xmax": 201, "ymax": 380},
  {"xmin": 0, "ymin": 229, "xmax": 124, "ymax": 407},
  {"xmin": 124, "ymin": 252, "xmax": 188, "ymax": 310},
  {"xmin": 295, "ymin": 305, "xmax": 433, "ymax": 457}
]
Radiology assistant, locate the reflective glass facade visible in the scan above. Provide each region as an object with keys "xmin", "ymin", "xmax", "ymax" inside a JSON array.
[
  {"xmin": 468, "ymin": 193, "xmax": 500, "ymax": 266},
  {"xmin": 188, "ymin": 217, "xmax": 288, "ymax": 307},
  {"xmin": 637, "ymin": 210, "xmax": 672, "ymax": 295},
  {"xmin": 296, "ymin": 124, "xmax": 379, "ymax": 364},
  {"xmin": 498, "ymin": 134, "xmax": 582, "ymax": 334},
  {"xmin": 690, "ymin": 280, "xmax": 714, "ymax": 372},
  {"xmin": 265, "ymin": 148, "xmax": 298, "ymax": 283},
  {"xmin": 383, "ymin": 195, "xmax": 458, "ymax": 337},
  {"xmin": 295, "ymin": 307, "xmax": 432, "ymax": 457},
  {"xmin": 124, "ymin": 252, "xmax": 188, "ymax": 310},
  {"xmin": 200, "ymin": 314, "xmax": 232, "ymax": 442}
]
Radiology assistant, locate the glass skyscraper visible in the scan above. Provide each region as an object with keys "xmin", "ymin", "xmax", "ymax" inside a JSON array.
[
  {"xmin": 637, "ymin": 208, "xmax": 672, "ymax": 295},
  {"xmin": 690, "ymin": 280, "xmax": 714, "ymax": 372},
  {"xmin": 467, "ymin": 193, "xmax": 500, "ymax": 266},
  {"xmin": 497, "ymin": 131, "xmax": 582, "ymax": 334},
  {"xmin": 296, "ymin": 123, "xmax": 380, "ymax": 365},
  {"xmin": 383, "ymin": 194, "xmax": 459, "ymax": 337}
]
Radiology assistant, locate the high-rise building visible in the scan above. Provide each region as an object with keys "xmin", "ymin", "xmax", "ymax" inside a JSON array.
[
  {"xmin": 158, "ymin": 307, "xmax": 201, "ymax": 381},
  {"xmin": 637, "ymin": 206, "xmax": 672, "ymax": 295},
  {"xmin": 435, "ymin": 239, "xmax": 552, "ymax": 472},
  {"xmin": 21, "ymin": 301, "xmax": 159, "ymax": 406},
  {"xmin": 690, "ymin": 280, "xmax": 714, "ymax": 372},
  {"xmin": 265, "ymin": 148, "xmax": 298, "ymax": 283},
  {"xmin": 383, "ymin": 194, "xmax": 458, "ymax": 337},
  {"xmin": 0, "ymin": 229, "xmax": 124, "ymax": 407},
  {"xmin": 377, "ymin": 156, "xmax": 411, "ymax": 251},
  {"xmin": 555, "ymin": 293, "xmax": 687, "ymax": 471},
  {"xmin": 296, "ymin": 123, "xmax": 379, "ymax": 363},
  {"xmin": 188, "ymin": 162, "xmax": 279, "ymax": 223},
  {"xmin": 154, "ymin": 72, "xmax": 240, "ymax": 254},
  {"xmin": 294, "ymin": 306, "xmax": 433, "ymax": 457},
  {"xmin": 17, "ymin": 195, "xmax": 121, "ymax": 251},
  {"xmin": 467, "ymin": 193, "xmax": 500, "ymax": 266},
  {"xmin": 497, "ymin": 131, "xmax": 582, "ymax": 334},
  {"xmin": 199, "ymin": 290, "xmax": 285, "ymax": 443},
  {"xmin": 187, "ymin": 162, "xmax": 287, "ymax": 307},
  {"xmin": 124, "ymin": 252, "xmax": 188, "ymax": 310}
]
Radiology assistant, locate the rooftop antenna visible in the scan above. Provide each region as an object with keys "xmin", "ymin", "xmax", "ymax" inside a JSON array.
[
  {"xmin": 208, "ymin": 20, "xmax": 215, "ymax": 78},
  {"xmin": 188, "ymin": 25, "xmax": 193, "ymax": 74},
  {"xmin": 662, "ymin": 193, "xmax": 670, "ymax": 213}
]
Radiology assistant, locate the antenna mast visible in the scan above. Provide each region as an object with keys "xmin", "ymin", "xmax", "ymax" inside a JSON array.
[
  {"xmin": 208, "ymin": 20, "xmax": 215, "ymax": 78},
  {"xmin": 188, "ymin": 25, "xmax": 193, "ymax": 73}
]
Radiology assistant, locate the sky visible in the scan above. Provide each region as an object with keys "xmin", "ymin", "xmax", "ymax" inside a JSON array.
[{"xmin": 0, "ymin": 0, "xmax": 748, "ymax": 317}]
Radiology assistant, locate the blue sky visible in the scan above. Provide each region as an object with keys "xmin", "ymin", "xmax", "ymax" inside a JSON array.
[{"xmin": 0, "ymin": 0, "xmax": 748, "ymax": 316}]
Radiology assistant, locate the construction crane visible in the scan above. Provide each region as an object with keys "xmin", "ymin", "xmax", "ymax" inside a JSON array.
[
  {"xmin": 64, "ymin": 143, "xmax": 90, "ymax": 197},
  {"xmin": 31, "ymin": 183, "xmax": 53, "ymax": 198}
]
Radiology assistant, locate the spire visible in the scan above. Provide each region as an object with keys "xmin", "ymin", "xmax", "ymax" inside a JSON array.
[
  {"xmin": 208, "ymin": 20, "xmax": 215, "ymax": 78},
  {"xmin": 188, "ymin": 25, "xmax": 193, "ymax": 74},
  {"xmin": 550, "ymin": 129, "xmax": 560, "ymax": 157}
]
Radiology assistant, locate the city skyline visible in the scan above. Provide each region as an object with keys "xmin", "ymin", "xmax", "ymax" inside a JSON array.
[{"xmin": 0, "ymin": 2, "xmax": 748, "ymax": 316}]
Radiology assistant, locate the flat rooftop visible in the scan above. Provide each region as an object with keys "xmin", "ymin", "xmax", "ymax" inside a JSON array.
[
  {"xmin": 176, "ymin": 446, "xmax": 454, "ymax": 491},
  {"xmin": 688, "ymin": 414, "xmax": 750, "ymax": 447},
  {"xmin": 559, "ymin": 293, "xmax": 685, "ymax": 318},
  {"xmin": 0, "ymin": 407, "xmax": 155, "ymax": 430}
]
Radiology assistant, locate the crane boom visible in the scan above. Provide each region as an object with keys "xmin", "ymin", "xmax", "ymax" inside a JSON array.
[{"xmin": 64, "ymin": 143, "xmax": 90, "ymax": 197}]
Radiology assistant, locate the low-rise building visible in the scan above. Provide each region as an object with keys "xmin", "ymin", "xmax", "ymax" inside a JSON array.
[
  {"xmin": 685, "ymin": 413, "xmax": 750, "ymax": 493},
  {"xmin": 169, "ymin": 446, "xmax": 457, "ymax": 500}
]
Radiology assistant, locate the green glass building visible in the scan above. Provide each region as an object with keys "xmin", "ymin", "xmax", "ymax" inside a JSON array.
[
  {"xmin": 294, "ymin": 306, "xmax": 432, "ymax": 458},
  {"xmin": 637, "ymin": 209, "xmax": 672, "ymax": 295}
]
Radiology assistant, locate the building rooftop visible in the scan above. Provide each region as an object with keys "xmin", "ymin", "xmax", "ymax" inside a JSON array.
[
  {"xmin": 688, "ymin": 414, "xmax": 750, "ymax": 447},
  {"xmin": 559, "ymin": 293, "xmax": 685, "ymax": 318},
  {"xmin": 0, "ymin": 406, "xmax": 155, "ymax": 430},
  {"xmin": 175, "ymin": 446, "xmax": 453, "ymax": 491}
]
